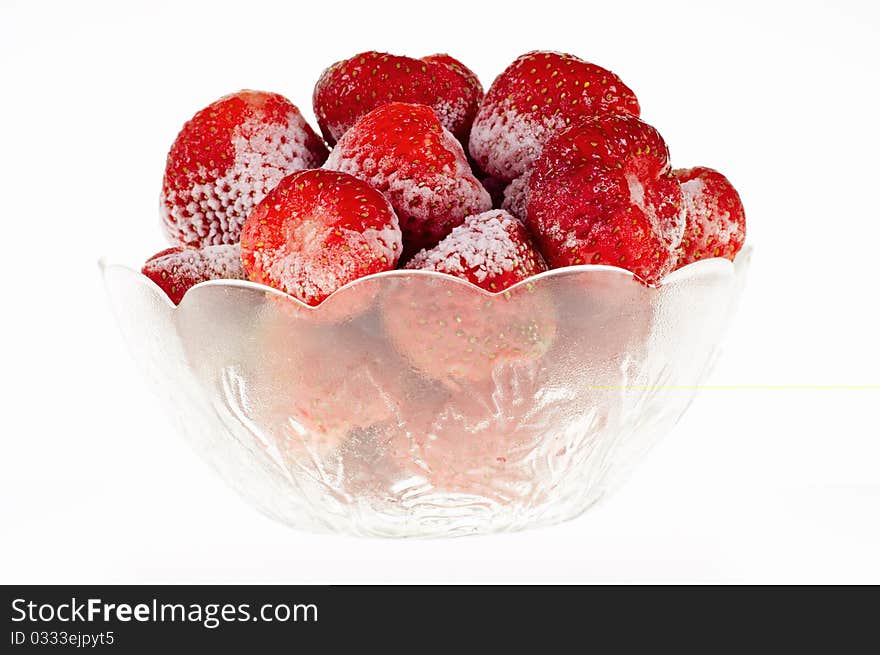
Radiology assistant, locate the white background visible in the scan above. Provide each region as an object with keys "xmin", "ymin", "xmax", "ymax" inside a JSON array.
[{"xmin": 2, "ymin": 0, "xmax": 878, "ymax": 583}]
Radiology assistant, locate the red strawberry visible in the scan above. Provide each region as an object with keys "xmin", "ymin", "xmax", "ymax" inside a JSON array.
[
  {"xmin": 405, "ymin": 210, "xmax": 547, "ymax": 292},
  {"xmin": 673, "ymin": 167, "xmax": 746, "ymax": 267},
  {"xmin": 161, "ymin": 90, "xmax": 328, "ymax": 248},
  {"xmin": 324, "ymin": 102, "xmax": 491, "ymax": 257},
  {"xmin": 240, "ymin": 169, "xmax": 402, "ymax": 305},
  {"xmin": 469, "ymin": 51, "xmax": 640, "ymax": 181},
  {"xmin": 142, "ymin": 244, "xmax": 246, "ymax": 304},
  {"xmin": 526, "ymin": 112, "xmax": 685, "ymax": 285},
  {"xmin": 420, "ymin": 53, "xmax": 483, "ymax": 138},
  {"xmin": 313, "ymin": 51, "xmax": 483, "ymax": 146}
]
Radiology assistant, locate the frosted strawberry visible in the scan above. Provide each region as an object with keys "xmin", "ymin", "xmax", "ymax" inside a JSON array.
[
  {"xmin": 673, "ymin": 167, "xmax": 746, "ymax": 267},
  {"xmin": 406, "ymin": 210, "xmax": 547, "ymax": 292},
  {"xmin": 500, "ymin": 173, "xmax": 530, "ymax": 222},
  {"xmin": 240, "ymin": 169, "xmax": 402, "ymax": 305},
  {"xmin": 469, "ymin": 51, "xmax": 640, "ymax": 181},
  {"xmin": 420, "ymin": 53, "xmax": 483, "ymax": 139},
  {"xmin": 526, "ymin": 113, "xmax": 685, "ymax": 284},
  {"xmin": 161, "ymin": 90, "xmax": 328, "ymax": 248},
  {"xmin": 313, "ymin": 51, "xmax": 482, "ymax": 145},
  {"xmin": 142, "ymin": 244, "xmax": 246, "ymax": 304},
  {"xmin": 324, "ymin": 102, "xmax": 491, "ymax": 257}
]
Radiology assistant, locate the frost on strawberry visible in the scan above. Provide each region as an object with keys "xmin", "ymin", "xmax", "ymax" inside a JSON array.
[
  {"xmin": 313, "ymin": 51, "xmax": 483, "ymax": 145},
  {"xmin": 673, "ymin": 167, "xmax": 746, "ymax": 268},
  {"xmin": 500, "ymin": 173, "xmax": 531, "ymax": 222},
  {"xmin": 324, "ymin": 102, "xmax": 491, "ymax": 258},
  {"xmin": 420, "ymin": 53, "xmax": 483, "ymax": 140},
  {"xmin": 142, "ymin": 244, "xmax": 246, "ymax": 304},
  {"xmin": 469, "ymin": 51, "xmax": 640, "ymax": 182},
  {"xmin": 405, "ymin": 210, "xmax": 547, "ymax": 292},
  {"xmin": 526, "ymin": 113, "xmax": 685, "ymax": 285},
  {"xmin": 240, "ymin": 169, "xmax": 402, "ymax": 306},
  {"xmin": 161, "ymin": 90, "xmax": 328, "ymax": 248}
]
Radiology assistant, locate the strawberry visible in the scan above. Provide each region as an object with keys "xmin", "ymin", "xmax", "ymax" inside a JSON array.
[
  {"xmin": 387, "ymin": 389, "xmax": 540, "ymax": 500},
  {"xmin": 161, "ymin": 90, "xmax": 328, "ymax": 248},
  {"xmin": 405, "ymin": 210, "xmax": 547, "ymax": 292},
  {"xmin": 673, "ymin": 167, "xmax": 746, "ymax": 267},
  {"xmin": 141, "ymin": 244, "xmax": 246, "ymax": 304},
  {"xmin": 383, "ymin": 278, "xmax": 557, "ymax": 385},
  {"xmin": 526, "ymin": 112, "xmax": 685, "ymax": 285},
  {"xmin": 420, "ymin": 53, "xmax": 483, "ymax": 138},
  {"xmin": 313, "ymin": 51, "xmax": 483, "ymax": 145},
  {"xmin": 323, "ymin": 102, "xmax": 491, "ymax": 258},
  {"xmin": 500, "ymin": 172, "xmax": 530, "ymax": 222},
  {"xmin": 469, "ymin": 51, "xmax": 640, "ymax": 181},
  {"xmin": 247, "ymin": 312, "xmax": 404, "ymax": 457},
  {"xmin": 240, "ymin": 169, "xmax": 402, "ymax": 306}
]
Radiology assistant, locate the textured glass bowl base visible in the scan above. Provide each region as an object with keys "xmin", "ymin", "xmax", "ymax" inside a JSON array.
[{"xmin": 102, "ymin": 248, "xmax": 750, "ymax": 538}]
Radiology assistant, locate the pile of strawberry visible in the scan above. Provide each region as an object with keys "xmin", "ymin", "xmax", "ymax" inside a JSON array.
[{"xmin": 144, "ymin": 51, "xmax": 745, "ymax": 305}]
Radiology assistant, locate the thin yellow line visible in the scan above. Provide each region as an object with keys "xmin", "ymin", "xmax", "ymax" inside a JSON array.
[{"xmin": 584, "ymin": 385, "xmax": 880, "ymax": 390}]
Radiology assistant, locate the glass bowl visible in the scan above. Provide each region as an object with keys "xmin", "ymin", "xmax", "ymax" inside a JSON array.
[{"xmin": 101, "ymin": 247, "xmax": 751, "ymax": 538}]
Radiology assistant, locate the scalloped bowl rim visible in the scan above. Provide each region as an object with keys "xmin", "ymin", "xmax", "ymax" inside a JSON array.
[{"xmin": 98, "ymin": 245, "xmax": 751, "ymax": 313}]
